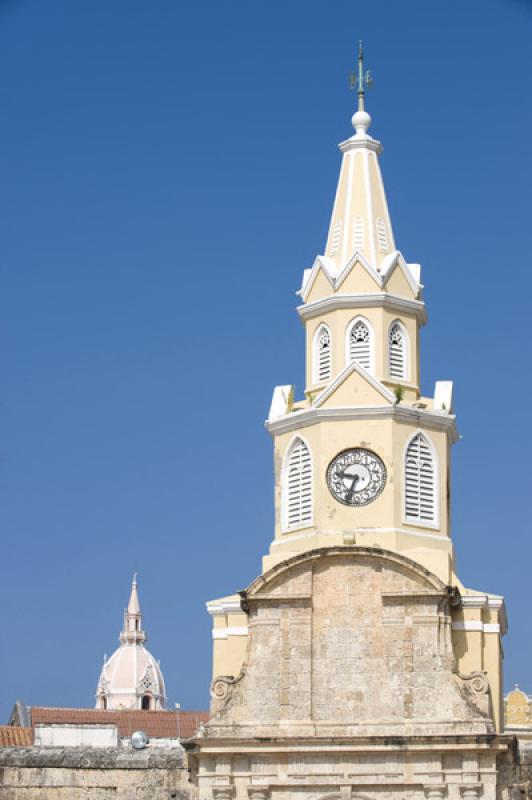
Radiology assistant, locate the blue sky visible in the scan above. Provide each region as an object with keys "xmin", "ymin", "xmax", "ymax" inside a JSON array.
[{"xmin": 1, "ymin": 0, "xmax": 531, "ymax": 721}]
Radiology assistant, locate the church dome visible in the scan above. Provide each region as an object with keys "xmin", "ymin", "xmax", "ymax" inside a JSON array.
[{"xmin": 96, "ymin": 577, "xmax": 167, "ymax": 711}]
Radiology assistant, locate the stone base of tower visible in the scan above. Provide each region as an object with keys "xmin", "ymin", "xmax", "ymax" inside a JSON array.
[{"xmin": 197, "ymin": 546, "xmax": 511, "ymax": 800}]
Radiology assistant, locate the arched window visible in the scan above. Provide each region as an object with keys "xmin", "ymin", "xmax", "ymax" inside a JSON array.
[
  {"xmin": 388, "ymin": 321, "xmax": 407, "ymax": 380},
  {"xmin": 346, "ymin": 317, "xmax": 373, "ymax": 373},
  {"xmin": 282, "ymin": 437, "xmax": 312, "ymax": 530},
  {"xmin": 405, "ymin": 433, "xmax": 437, "ymax": 525},
  {"xmin": 313, "ymin": 324, "xmax": 331, "ymax": 384},
  {"xmin": 141, "ymin": 695, "xmax": 151, "ymax": 710}
]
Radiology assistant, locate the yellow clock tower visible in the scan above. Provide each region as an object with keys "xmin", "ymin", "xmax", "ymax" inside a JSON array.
[{"xmin": 203, "ymin": 47, "xmax": 507, "ymax": 762}]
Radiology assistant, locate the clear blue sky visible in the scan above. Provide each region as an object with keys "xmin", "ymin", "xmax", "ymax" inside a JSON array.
[{"xmin": 1, "ymin": 0, "xmax": 531, "ymax": 721}]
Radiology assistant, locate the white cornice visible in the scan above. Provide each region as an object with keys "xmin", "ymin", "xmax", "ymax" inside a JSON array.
[
  {"xmin": 265, "ymin": 405, "xmax": 458, "ymax": 443},
  {"xmin": 206, "ymin": 599, "xmax": 243, "ymax": 616},
  {"xmin": 458, "ymin": 593, "xmax": 508, "ymax": 635},
  {"xmin": 460, "ymin": 594, "xmax": 505, "ymax": 609},
  {"xmin": 297, "ymin": 293, "xmax": 427, "ymax": 326}
]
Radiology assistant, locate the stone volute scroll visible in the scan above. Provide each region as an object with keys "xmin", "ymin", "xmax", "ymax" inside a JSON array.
[
  {"xmin": 453, "ymin": 669, "xmax": 491, "ymax": 718},
  {"xmin": 211, "ymin": 674, "xmax": 243, "ymax": 715}
]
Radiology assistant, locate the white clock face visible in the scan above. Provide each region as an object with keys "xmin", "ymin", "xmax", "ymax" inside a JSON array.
[{"xmin": 327, "ymin": 448, "xmax": 386, "ymax": 507}]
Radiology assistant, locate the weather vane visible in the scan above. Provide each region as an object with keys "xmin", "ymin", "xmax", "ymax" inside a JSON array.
[{"xmin": 349, "ymin": 41, "xmax": 373, "ymax": 111}]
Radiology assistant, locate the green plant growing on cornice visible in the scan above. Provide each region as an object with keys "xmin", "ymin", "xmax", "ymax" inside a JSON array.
[
  {"xmin": 394, "ymin": 385, "xmax": 404, "ymax": 404},
  {"xmin": 287, "ymin": 385, "xmax": 295, "ymax": 412}
]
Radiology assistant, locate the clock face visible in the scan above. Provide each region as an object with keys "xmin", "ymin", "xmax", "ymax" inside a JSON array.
[{"xmin": 326, "ymin": 448, "xmax": 386, "ymax": 507}]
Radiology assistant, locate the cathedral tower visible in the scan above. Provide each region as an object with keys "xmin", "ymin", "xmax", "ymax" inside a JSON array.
[
  {"xmin": 197, "ymin": 47, "xmax": 511, "ymax": 800},
  {"xmin": 96, "ymin": 576, "xmax": 166, "ymax": 711}
]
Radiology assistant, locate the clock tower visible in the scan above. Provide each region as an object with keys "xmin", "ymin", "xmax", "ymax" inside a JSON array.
[{"xmin": 199, "ymin": 50, "xmax": 510, "ymax": 800}]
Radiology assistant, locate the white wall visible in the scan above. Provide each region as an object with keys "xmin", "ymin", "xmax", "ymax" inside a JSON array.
[{"xmin": 34, "ymin": 724, "xmax": 119, "ymax": 748}]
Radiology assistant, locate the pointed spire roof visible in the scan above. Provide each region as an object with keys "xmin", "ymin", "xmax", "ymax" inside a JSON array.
[
  {"xmin": 120, "ymin": 574, "xmax": 146, "ymax": 645},
  {"xmin": 324, "ymin": 43, "xmax": 396, "ymax": 273},
  {"xmin": 127, "ymin": 572, "xmax": 141, "ymax": 615}
]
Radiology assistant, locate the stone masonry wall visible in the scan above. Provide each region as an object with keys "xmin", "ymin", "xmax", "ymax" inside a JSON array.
[{"xmin": 0, "ymin": 746, "xmax": 195, "ymax": 800}]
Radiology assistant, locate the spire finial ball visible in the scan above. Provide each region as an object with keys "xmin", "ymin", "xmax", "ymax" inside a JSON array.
[{"xmin": 352, "ymin": 109, "xmax": 371, "ymax": 136}]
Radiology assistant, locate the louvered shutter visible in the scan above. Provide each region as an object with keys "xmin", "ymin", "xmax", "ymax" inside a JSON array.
[
  {"xmin": 284, "ymin": 438, "xmax": 312, "ymax": 529},
  {"xmin": 353, "ymin": 216, "xmax": 365, "ymax": 250},
  {"xmin": 405, "ymin": 434, "xmax": 436, "ymax": 524},
  {"xmin": 330, "ymin": 219, "xmax": 342, "ymax": 256},
  {"xmin": 376, "ymin": 217, "xmax": 389, "ymax": 253},
  {"xmin": 389, "ymin": 323, "xmax": 406, "ymax": 380},
  {"xmin": 315, "ymin": 326, "xmax": 331, "ymax": 383},
  {"xmin": 348, "ymin": 320, "xmax": 371, "ymax": 372}
]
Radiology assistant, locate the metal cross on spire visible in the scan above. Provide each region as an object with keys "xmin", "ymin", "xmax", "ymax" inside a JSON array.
[{"xmin": 350, "ymin": 41, "xmax": 373, "ymax": 111}]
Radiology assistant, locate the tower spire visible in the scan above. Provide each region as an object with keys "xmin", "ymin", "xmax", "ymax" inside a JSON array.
[{"xmin": 120, "ymin": 573, "xmax": 146, "ymax": 645}]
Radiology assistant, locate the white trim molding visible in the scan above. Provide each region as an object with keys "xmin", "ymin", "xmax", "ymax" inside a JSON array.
[
  {"xmin": 212, "ymin": 626, "xmax": 249, "ymax": 640},
  {"xmin": 298, "ymin": 292, "xmax": 427, "ymax": 326},
  {"xmin": 452, "ymin": 621, "xmax": 501, "ymax": 634},
  {"xmin": 266, "ymin": 405, "xmax": 458, "ymax": 444}
]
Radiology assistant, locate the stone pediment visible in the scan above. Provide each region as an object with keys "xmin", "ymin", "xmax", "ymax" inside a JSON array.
[{"xmin": 208, "ymin": 547, "xmax": 492, "ymax": 739}]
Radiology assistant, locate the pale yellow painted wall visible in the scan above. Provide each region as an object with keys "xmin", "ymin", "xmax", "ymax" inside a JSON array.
[
  {"xmin": 305, "ymin": 306, "xmax": 419, "ymax": 394},
  {"xmin": 270, "ymin": 415, "xmax": 450, "ymax": 575}
]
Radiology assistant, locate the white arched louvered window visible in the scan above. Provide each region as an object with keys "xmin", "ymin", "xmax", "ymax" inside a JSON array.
[
  {"xmin": 283, "ymin": 437, "xmax": 312, "ymax": 530},
  {"xmin": 405, "ymin": 433, "xmax": 437, "ymax": 526},
  {"xmin": 388, "ymin": 321, "xmax": 408, "ymax": 380},
  {"xmin": 313, "ymin": 324, "xmax": 331, "ymax": 384},
  {"xmin": 346, "ymin": 317, "xmax": 373, "ymax": 373}
]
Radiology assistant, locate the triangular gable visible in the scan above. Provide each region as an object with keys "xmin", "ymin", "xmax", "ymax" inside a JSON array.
[
  {"xmin": 305, "ymin": 268, "xmax": 335, "ymax": 304},
  {"xmin": 299, "ymin": 256, "xmax": 337, "ymax": 302},
  {"xmin": 314, "ymin": 361, "xmax": 395, "ymax": 409},
  {"xmin": 381, "ymin": 251, "xmax": 419, "ymax": 298},
  {"xmin": 300, "ymin": 249, "xmax": 421, "ymax": 304},
  {"xmin": 335, "ymin": 250, "xmax": 383, "ymax": 294}
]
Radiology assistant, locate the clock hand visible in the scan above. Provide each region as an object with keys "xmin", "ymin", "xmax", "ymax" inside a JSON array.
[
  {"xmin": 337, "ymin": 469, "xmax": 358, "ymax": 480},
  {"xmin": 345, "ymin": 473, "xmax": 360, "ymax": 501}
]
